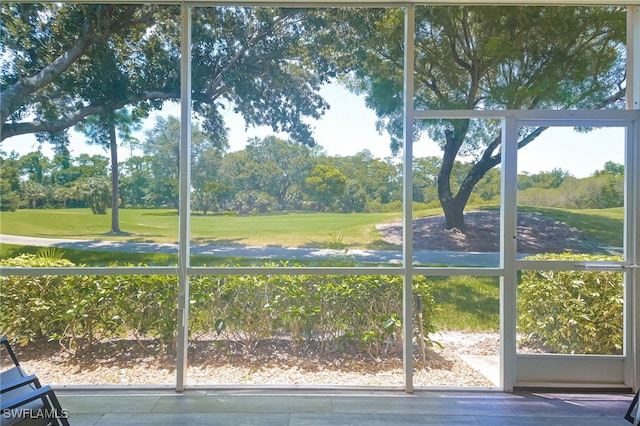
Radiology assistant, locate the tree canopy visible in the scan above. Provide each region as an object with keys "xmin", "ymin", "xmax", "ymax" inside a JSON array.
[
  {"xmin": 323, "ymin": 6, "xmax": 627, "ymax": 229},
  {"xmin": 1, "ymin": 4, "xmax": 331, "ymax": 146},
  {"xmin": 1, "ymin": 5, "xmax": 629, "ymax": 231}
]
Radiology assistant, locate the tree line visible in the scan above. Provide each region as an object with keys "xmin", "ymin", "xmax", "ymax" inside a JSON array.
[
  {"xmin": 0, "ymin": 115, "xmax": 623, "ymax": 215},
  {"xmin": 1, "ymin": 5, "xmax": 627, "ymax": 232}
]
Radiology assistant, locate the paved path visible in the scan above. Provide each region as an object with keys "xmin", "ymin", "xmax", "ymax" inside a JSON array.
[{"xmin": 0, "ymin": 234, "xmax": 501, "ymax": 266}]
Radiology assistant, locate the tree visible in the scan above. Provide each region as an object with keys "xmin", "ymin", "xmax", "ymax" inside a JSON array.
[
  {"xmin": 0, "ymin": 153, "xmax": 21, "ymax": 211},
  {"xmin": 304, "ymin": 164, "xmax": 347, "ymax": 211},
  {"xmin": 0, "ymin": 178, "xmax": 19, "ymax": 211},
  {"xmin": 2, "ymin": 5, "xmax": 331, "ymax": 149},
  {"xmin": 412, "ymin": 156, "xmax": 441, "ymax": 205},
  {"xmin": 19, "ymin": 180, "xmax": 47, "ymax": 209},
  {"xmin": 76, "ymin": 177, "xmax": 111, "ymax": 214},
  {"xmin": 594, "ymin": 161, "xmax": 624, "ymax": 177},
  {"xmin": 226, "ymin": 136, "xmax": 316, "ymax": 210},
  {"xmin": 76, "ymin": 109, "xmax": 140, "ymax": 233},
  {"xmin": 334, "ymin": 150, "xmax": 400, "ymax": 204},
  {"xmin": 119, "ymin": 156, "xmax": 150, "ymax": 208},
  {"xmin": 142, "ymin": 116, "xmax": 222, "ymax": 209},
  {"xmin": 518, "ymin": 168, "xmax": 570, "ymax": 190},
  {"xmin": 324, "ymin": 6, "xmax": 626, "ymax": 230},
  {"xmin": 18, "ymin": 151, "xmax": 50, "ymax": 185},
  {"xmin": 1, "ymin": 4, "xmax": 173, "ymax": 140}
]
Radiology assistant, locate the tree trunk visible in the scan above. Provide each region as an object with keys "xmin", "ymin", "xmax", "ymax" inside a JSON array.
[
  {"xmin": 439, "ymin": 153, "xmax": 499, "ymax": 231},
  {"xmin": 109, "ymin": 122, "xmax": 121, "ymax": 233},
  {"xmin": 441, "ymin": 197, "xmax": 466, "ymax": 231},
  {"xmin": 437, "ymin": 122, "xmax": 470, "ymax": 231},
  {"xmin": 437, "ymin": 121, "xmax": 502, "ymax": 232}
]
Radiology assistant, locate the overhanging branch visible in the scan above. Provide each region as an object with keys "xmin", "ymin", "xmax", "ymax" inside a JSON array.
[{"xmin": 1, "ymin": 91, "xmax": 178, "ymax": 142}]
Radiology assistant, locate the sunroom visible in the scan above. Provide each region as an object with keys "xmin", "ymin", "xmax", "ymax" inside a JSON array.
[{"xmin": 1, "ymin": 0, "xmax": 639, "ymax": 408}]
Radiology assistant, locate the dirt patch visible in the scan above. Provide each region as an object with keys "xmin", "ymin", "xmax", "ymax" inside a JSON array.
[{"xmin": 377, "ymin": 210, "xmax": 614, "ymax": 254}]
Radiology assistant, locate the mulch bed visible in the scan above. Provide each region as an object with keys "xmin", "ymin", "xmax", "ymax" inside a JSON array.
[{"xmin": 377, "ymin": 210, "xmax": 612, "ymax": 254}]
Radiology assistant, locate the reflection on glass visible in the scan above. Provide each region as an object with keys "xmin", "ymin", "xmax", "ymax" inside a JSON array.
[
  {"xmin": 0, "ymin": 273, "xmax": 177, "ymax": 385},
  {"xmin": 517, "ymin": 268, "xmax": 624, "ymax": 355},
  {"xmin": 188, "ymin": 273, "xmax": 406, "ymax": 386},
  {"xmin": 414, "ymin": 275, "xmax": 500, "ymax": 388},
  {"xmin": 517, "ymin": 127, "xmax": 624, "ymax": 260}
]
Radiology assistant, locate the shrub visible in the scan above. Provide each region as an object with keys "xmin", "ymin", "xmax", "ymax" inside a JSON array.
[
  {"xmin": 0, "ymin": 253, "xmax": 78, "ymax": 346},
  {"xmin": 2, "ymin": 254, "xmax": 437, "ymax": 359},
  {"xmin": 190, "ymin": 270, "xmax": 436, "ymax": 358},
  {"xmin": 1, "ymin": 254, "xmax": 178, "ymax": 352},
  {"xmin": 518, "ymin": 253, "xmax": 624, "ymax": 354}
]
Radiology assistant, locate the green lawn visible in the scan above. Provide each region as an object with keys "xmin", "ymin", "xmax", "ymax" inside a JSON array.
[
  {"xmin": 0, "ymin": 208, "xmax": 405, "ymax": 248},
  {"xmin": 517, "ymin": 206, "xmax": 624, "ymax": 247},
  {"xmin": 0, "ymin": 206, "xmax": 624, "ymax": 333},
  {"xmin": 431, "ymin": 276, "xmax": 500, "ymax": 332},
  {"xmin": 0, "ymin": 205, "xmax": 624, "ymax": 253}
]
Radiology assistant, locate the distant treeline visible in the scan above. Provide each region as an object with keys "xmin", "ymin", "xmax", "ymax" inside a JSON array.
[{"xmin": 1, "ymin": 118, "xmax": 623, "ymax": 214}]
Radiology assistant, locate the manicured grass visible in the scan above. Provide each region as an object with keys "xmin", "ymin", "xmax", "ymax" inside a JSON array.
[
  {"xmin": 0, "ymin": 244, "xmax": 356, "ymax": 267},
  {"xmin": 430, "ymin": 275, "xmax": 500, "ymax": 332},
  {"xmin": 0, "ymin": 208, "xmax": 179, "ymax": 242},
  {"xmin": 0, "ymin": 243, "xmax": 179, "ymax": 267},
  {"xmin": 517, "ymin": 206, "xmax": 624, "ymax": 247},
  {"xmin": 190, "ymin": 211, "xmax": 402, "ymax": 249},
  {"xmin": 0, "ymin": 208, "xmax": 404, "ymax": 248}
]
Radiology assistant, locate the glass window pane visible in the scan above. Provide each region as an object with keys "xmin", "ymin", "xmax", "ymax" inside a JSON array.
[
  {"xmin": 414, "ymin": 275, "xmax": 500, "ymax": 388},
  {"xmin": 0, "ymin": 3, "xmax": 181, "ymax": 266},
  {"xmin": 0, "ymin": 273, "xmax": 177, "ymax": 385},
  {"xmin": 188, "ymin": 273, "xmax": 405, "ymax": 386},
  {"xmin": 412, "ymin": 119, "xmax": 502, "ymax": 267},
  {"xmin": 188, "ymin": 7, "xmax": 403, "ymax": 267},
  {"xmin": 517, "ymin": 126, "xmax": 625, "ymax": 261},
  {"xmin": 413, "ymin": 6, "xmax": 626, "ymax": 111},
  {"xmin": 517, "ymin": 268, "xmax": 624, "ymax": 355}
]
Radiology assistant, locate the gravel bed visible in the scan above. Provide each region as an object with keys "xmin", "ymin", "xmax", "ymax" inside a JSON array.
[{"xmin": 9, "ymin": 332, "xmax": 499, "ymax": 388}]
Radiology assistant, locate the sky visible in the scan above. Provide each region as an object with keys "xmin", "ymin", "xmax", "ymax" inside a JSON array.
[{"xmin": 0, "ymin": 84, "xmax": 625, "ymax": 179}]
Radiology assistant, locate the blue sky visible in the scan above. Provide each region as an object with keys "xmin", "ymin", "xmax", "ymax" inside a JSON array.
[{"xmin": 1, "ymin": 84, "xmax": 625, "ymax": 179}]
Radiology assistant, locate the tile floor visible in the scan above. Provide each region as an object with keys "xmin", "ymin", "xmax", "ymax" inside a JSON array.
[{"xmin": 55, "ymin": 388, "xmax": 635, "ymax": 425}]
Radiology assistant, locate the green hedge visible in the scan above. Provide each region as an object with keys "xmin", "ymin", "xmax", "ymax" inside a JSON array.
[
  {"xmin": 0, "ymin": 254, "xmax": 435, "ymax": 358},
  {"xmin": 518, "ymin": 253, "xmax": 624, "ymax": 354},
  {"xmin": 0, "ymin": 254, "xmax": 177, "ymax": 351}
]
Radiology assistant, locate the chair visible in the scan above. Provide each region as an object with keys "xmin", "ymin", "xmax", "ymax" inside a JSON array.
[
  {"xmin": 0, "ymin": 338, "xmax": 70, "ymax": 426},
  {"xmin": 626, "ymin": 390, "xmax": 640, "ymax": 425},
  {"xmin": 1, "ymin": 338, "xmax": 29, "ymax": 385}
]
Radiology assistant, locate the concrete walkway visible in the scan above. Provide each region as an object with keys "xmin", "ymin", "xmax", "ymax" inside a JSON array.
[{"xmin": 0, "ymin": 234, "xmax": 501, "ymax": 266}]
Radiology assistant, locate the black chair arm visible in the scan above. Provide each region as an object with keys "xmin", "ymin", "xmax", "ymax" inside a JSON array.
[
  {"xmin": 0, "ymin": 337, "xmax": 20, "ymax": 367},
  {"xmin": 0, "ymin": 384, "xmax": 70, "ymax": 426},
  {"xmin": 0, "ymin": 374, "xmax": 41, "ymax": 394}
]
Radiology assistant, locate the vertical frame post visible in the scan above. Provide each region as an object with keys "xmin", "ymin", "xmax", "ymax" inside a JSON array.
[
  {"xmin": 628, "ymin": 120, "xmax": 640, "ymax": 392},
  {"xmin": 402, "ymin": 3, "xmax": 415, "ymax": 394},
  {"xmin": 500, "ymin": 117, "xmax": 518, "ymax": 392},
  {"xmin": 628, "ymin": 7, "xmax": 640, "ymax": 110},
  {"xmin": 176, "ymin": 3, "xmax": 192, "ymax": 393},
  {"xmin": 627, "ymin": 6, "xmax": 640, "ymax": 393}
]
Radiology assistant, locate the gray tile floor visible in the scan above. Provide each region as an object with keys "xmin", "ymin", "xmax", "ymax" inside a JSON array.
[{"xmin": 55, "ymin": 388, "xmax": 635, "ymax": 425}]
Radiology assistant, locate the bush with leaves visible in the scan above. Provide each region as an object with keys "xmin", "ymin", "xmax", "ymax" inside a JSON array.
[
  {"xmin": 1, "ymin": 253, "xmax": 178, "ymax": 353},
  {"xmin": 2, "ymin": 254, "xmax": 436, "ymax": 359},
  {"xmin": 518, "ymin": 253, "xmax": 624, "ymax": 354},
  {"xmin": 0, "ymin": 252, "xmax": 78, "ymax": 346},
  {"xmin": 190, "ymin": 270, "xmax": 436, "ymax": 358}
]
